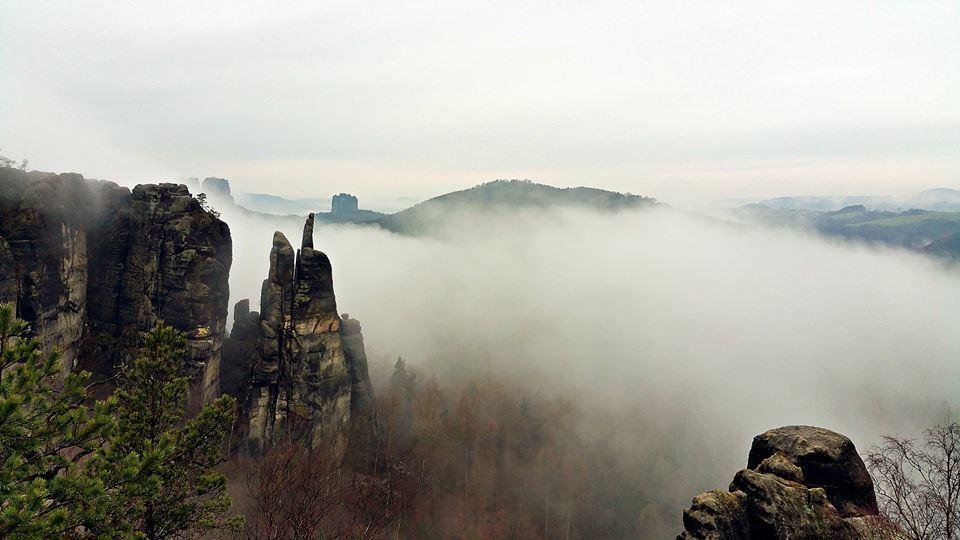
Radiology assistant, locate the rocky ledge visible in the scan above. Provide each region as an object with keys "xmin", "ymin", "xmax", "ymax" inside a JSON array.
[{"xmin": 679, "ymin": 426, "xmax": 899, "ymax": 539}]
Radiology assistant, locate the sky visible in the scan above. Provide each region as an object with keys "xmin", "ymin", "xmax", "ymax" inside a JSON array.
[{"xmin": 1, "ymin": 0, "xmax": 958, "ymax": 206}]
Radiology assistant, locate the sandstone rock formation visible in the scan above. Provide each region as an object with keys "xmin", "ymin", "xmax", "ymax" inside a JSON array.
[
  {"xmin": 340, "ymin": 314, "xmax": 374, "ymax": 413},
  {"xmin": 0, "ymin": 168, "xmax": 232, "ymax": 404},
  {"xmin": 679, "ymin": 426, "xmax": 898, "ymax": 540},
  {"xmin": 331, "ymin": 193, "xmax": 359, "ymax": 215},
  {"xmin": 224, "ymin": 214, "xmax": 372, "ymax": 456},
  {"xmin": 200, "ymin": 176, "xmax": 234, "ymax": 204}
]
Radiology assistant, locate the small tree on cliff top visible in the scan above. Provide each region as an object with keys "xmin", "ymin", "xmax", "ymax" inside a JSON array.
[{"xmin": 94, "ymin": 322, "xmax": 241, "ymax": 538}]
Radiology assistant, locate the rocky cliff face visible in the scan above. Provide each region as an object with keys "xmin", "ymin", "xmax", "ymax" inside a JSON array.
[
  {"xmin": 224, "ymin": 214, "xmax": 372, "ymax": 456},
  {"xmin": 0, "ymin": 168, "xmax": 232, "ymax": 404},
  {"xmin": 679, "ymin": 426, "xmax": 898, "ymax": 540}
]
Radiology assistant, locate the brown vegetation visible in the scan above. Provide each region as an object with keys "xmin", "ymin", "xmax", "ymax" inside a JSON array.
[
  {"xmin": 227, "ymin": 359, "xmax": 670, "ymax": 538},
  {"xmin": 866, "ymin": 423, "xmax": 960, "ymax": 540}
]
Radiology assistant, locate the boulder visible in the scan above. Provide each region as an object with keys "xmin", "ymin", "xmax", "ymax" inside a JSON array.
[
  {"xmin": 679, "ymin": 426, "xmax": 897, "ymax": 540},
  {"xmin": 748, "ymin": 425, "xmax": 879, "ymax": 517}
]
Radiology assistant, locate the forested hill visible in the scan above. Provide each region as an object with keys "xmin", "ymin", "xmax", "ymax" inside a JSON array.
[
  {"xmin": 377, "ymin": 179, "xmax": 656, "ymax": 235},
  {"xmin": 732, "ymin": 203, "xmax": 960, "ymax": 259}
]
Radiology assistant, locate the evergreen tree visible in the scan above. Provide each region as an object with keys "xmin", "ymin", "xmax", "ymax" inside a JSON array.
[
  {"xmin": 390, "ymin": 357, "xmax": 417, "ymax": 406},
  {"xmin": 93, "ymin": 322, "xmax": 241, "ymax": 538},
  {"xmin": 0, "ymin": 303, "xmax": 114, "ymax": 537}
]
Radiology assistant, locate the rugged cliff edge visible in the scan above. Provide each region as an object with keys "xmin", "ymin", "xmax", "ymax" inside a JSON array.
[
  {"xmin": 679, "ymin": 426, "xmax": 899, "ymax": 539},
  {"xmin": 222, "ymin": 214, "xmax": 373, "ymax": 457},
  {"xmin": 0, "ymin": 167, "xmax": 231, "ymax": 405}
]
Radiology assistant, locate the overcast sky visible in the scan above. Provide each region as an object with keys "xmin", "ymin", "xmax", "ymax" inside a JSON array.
[{"xmin": 1, "ymin": 1, "xmax": 957, "ymax": 205}]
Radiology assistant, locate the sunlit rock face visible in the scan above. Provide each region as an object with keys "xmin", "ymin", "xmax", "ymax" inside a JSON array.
[
  {"xmin": 0, "ymin": 167, "xmax": 232, "ymax": 406},
  {"xmin": 679, "ymin": 426, "xmax": 896, "ymax": 540},
  {"xmin": 226, "ymin": 214, "xmax": 371, "ymax": 457}
]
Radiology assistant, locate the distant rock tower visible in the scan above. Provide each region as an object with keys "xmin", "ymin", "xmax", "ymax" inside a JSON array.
[
  {"xmin": 331, "ymin": 193, "xmax": 358, "ymax": 215},
  {"xmin": 201, "ymin": 177, "xmax": 234, "ymax": 205}
]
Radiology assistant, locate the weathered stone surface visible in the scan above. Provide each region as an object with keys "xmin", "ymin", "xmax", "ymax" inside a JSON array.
[
  {"xmin": 755, "ymin": 451, "xmax": 804, "ymax": 483},
  {"xmin": 0, "ymin": 169, "xmax": 124, "ymax": 372},
  {"xmin": 679, "ymin": 426, "xmax": 898, "ymax": 540},
  {"xmin": 679, "ymin": 490, "xmax": 750, "ymax": 540},
  {"xmin": 0, "ymin": 167, "xmax": 231, "ymax": 404},
  {"xmin": 220, "ymin": 299, "xmax": 259, "ymax": 399},
  {"xmin": 341, "ymin": 314, "xmax": 373, "ymax": 413},
  {"xmin": 301, "ymin": 212, "xmax": 314, "ymax": 249},
  {"xmin": 748, "ymin": 425, "xmax": 879, "ymax": 518},
  {"xmin": 731, "ymin": 469, "xmax": 859, "ymax": 539},
  {"xmin": 224, "ymin": 216, "xmax": 372, "ymax": 457}
]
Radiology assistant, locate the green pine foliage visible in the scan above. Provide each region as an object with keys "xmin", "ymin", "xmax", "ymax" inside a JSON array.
[
  {"xmin": 93, "ymin": 322, "xmax": 241, "ymax": 538},
  {"xmin": 0, "ymin": 303, "xmax": 114, "ymax": 537},
  {"xmin": 0, "ymin": 304, "xmax": 240, "ymax": 538}
]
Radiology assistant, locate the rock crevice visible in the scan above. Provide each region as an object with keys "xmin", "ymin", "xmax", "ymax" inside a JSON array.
[{"xmin": 224, "ymin": 214, "xmax": 372, "ymax": 457}]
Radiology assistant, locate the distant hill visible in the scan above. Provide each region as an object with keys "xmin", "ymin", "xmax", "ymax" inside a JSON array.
[
  {"xmin": 192, "ymin": 178, "xmax": 657, "ymax": 235},
  {"xmin": 235, "ymin": 193, "xmax": 328, "ymax": 215},
  {"xmin": 755, "ymin": 188, "xmax": 960, "ymax": 213},
  {"xmin": 377, "ymin": 179, "xmax": 656, "ymax": 235},
  {"xmin": 732, "ymin": 203, "xmax": 960, "ymax": 259}
]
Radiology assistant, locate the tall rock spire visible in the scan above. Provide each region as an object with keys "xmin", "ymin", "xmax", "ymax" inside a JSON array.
[
  {"xmin": 301, "ymin": 212, "xmax": 314, "ymax": 250},
  {"xmin": 230, "ymin": 216, "xmax": 360, "ymax": 457}
]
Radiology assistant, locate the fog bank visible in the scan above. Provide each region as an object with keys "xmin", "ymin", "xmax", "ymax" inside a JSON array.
[{"xmin": 223, "ymin": 203, "xmax": 960, "ymax": 526}]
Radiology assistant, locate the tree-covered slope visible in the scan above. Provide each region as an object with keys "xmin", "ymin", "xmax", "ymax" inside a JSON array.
[{"xmin": 377, "ymin": 179, "xmax": 656, "ymax": 235}]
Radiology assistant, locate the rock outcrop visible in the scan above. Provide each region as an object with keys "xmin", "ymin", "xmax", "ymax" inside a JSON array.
[
  {"xmin": 200, "ymin": 176, "xmax": 234, "ymax": 205},
  {"xmin": 220, "ymin": 299, "xmax": 259, "ymax": 400},
  {"xmin": 0, "ymin": 167, "xmax": 232, "ymax": 404},
  {"xmin": 331, "ymin": 193, "xmax": 359, "ymax": 215},
  {"xmin": 224, "ymin": 214, "xmax": 372, "ymax": 456},
  {"xmin": 679, "ymin": 426, "xmax": 897, "ymax": 540},
  {"xmin": 340, "ymin": 314, "xmax": 374, "ymax": 413}
]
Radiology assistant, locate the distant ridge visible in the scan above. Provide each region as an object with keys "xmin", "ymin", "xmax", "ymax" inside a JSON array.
[
  {"xmin": 755, "ymin": 188, "xmax": 960, "ymax": 213},
  {"xmin": 376, "ymin": 179, "xmax": 656, "ymax": 235}
]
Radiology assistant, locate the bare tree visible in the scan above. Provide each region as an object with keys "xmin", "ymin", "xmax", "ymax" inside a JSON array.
[
  {"xmin": 0, "ymin": 148, "xmax": 28, "ymax": 170},
  {"xmin": 244, "ymin": 442, "xmax": 344, "ymax": 540},
  {"xmin": 866, "ymin": 423, "xmax": 960, "ymax": 540}
]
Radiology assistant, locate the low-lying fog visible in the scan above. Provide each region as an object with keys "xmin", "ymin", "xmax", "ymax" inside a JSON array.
[{"xmin": 220, "ymin": 201, "xmax": 960, "ymax": 527}]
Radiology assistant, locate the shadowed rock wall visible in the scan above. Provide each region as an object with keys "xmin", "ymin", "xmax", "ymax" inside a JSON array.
[{"xmin": 0, "ymin": 167, "xmax": 232, "ymax": 405}]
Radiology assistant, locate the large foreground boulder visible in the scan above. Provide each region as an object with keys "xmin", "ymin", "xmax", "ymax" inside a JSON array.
[
  {"xmin": 679, "ymin": 426, "xmax": 898, "ymax": 540},
  {"xmin": 747, "ymin": 425, "xmax": 879, "ymax": 518}
]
